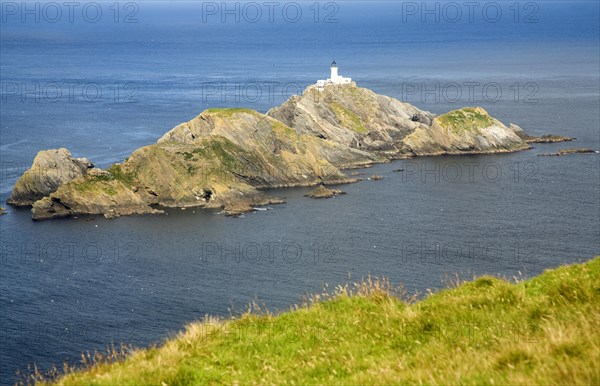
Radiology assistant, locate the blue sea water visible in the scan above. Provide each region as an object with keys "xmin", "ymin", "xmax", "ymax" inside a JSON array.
[{"xmin": 0, "ymin": 1, "xmax": 599, "ymax": 383}]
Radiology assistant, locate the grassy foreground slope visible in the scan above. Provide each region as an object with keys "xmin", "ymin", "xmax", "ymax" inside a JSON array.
[{"xmin": 52, "ymin": 258, "xmax": 599, "ymax": 385}]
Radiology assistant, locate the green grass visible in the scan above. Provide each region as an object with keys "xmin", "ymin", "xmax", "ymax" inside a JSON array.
[
  {"xmin": 204, "ymin": 108, "xmax": 258, "ymax": 117},
  {"xmin": 39, "ymin": 257, "xmax": 599, "ymax": 385},
  {"xmin": 106, "ymin": 164, "xmax": 135, "ymax": 186},
  {"xmin": 201, "ymin": 137, "xmax": 244, "ymax": 169},
  {"xmin": 71, "ymin": 174, "xmax": 113, "ymax": 194},
  {"xmin": 328, "ymin": 102, "xmax": 368, "ymax": 133},
  {"xmin": 436, "ymin": 107, "xmax": 496, "ymax": 134},
  {"xmin": 71, "ymin": 178, "xmax": 120, "ymax": 196},
  {"xmin": 70, "ymin": 164, "xmax": 136, "ymax": 196}
]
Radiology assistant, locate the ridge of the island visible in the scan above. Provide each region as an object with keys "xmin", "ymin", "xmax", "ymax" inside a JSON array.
[{"xmin": 7, "ymin": 63, "xmax": 573, "ymax": 220}]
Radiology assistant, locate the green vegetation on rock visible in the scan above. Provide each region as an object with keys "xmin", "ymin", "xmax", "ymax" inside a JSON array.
[
  {"xmin": 204, "ymin": 108, "xmax": 258, "ymax": 117},
  {"xmin": 107, "ymin": 164, "xmax": 136, "ymax": 186},
  {"xmin": 11, "ymin": 86, "xmax": 543, "ymax": 220},
  {"xmin": 42, "ymin": 257, "xmax": 599, "ymax": 385},
  {"xmin": 436, "ymin": 107, "xmax": 496, "ymax": 133},
  {"xmin": 199, "ymin": 136, "xmax": 245, "ymax": 169},
  {"xmin": 71, "ymin": 177, "xmax": 119, "ymax": 196},
  {"xmin": 328, "ymin": 101, "xmax": 368, "ymax": 133}
]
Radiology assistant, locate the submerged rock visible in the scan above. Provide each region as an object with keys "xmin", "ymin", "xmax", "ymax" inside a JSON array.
[{"xmin": 7, "ymin": 148, "xmax": 93, "ymax": 206}]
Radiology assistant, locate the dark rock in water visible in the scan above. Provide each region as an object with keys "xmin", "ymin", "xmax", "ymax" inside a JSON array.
[
  {"xmin": 222, "ymin": 197, "xmax": 285, "ymax": 217},
  {"xmin": 392, "ymin": 168, "xmax": 405, "ymax": 172},
  {"xmin": 222, "ymin": 202, "xmax": 254, "ymax": 217},
  {"xmin": 538, "ymin": 148, "xmax": 598, "ymax": 156},
  {"xmin": 305, "ymin": 185, "xmax": 345, "ymax": 199},
  {"xmin": 518, "ymin": 132, "xmax": 575, "ymax": 143}
]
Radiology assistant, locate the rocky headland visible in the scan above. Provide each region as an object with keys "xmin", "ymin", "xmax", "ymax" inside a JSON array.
[{"xmin": 7, "ymin": 84, "xmax": 572, "ymax": 220}]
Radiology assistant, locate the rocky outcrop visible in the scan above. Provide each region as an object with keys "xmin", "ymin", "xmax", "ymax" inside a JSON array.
[
  {"xmin": 305, "ymin": 185, "xmax": 345, "ymax": 199},
  {"xmin": 520, "ymin": 134, "xmax": 575, "ymax": 143},
  {"xmin": 30, "ymin": 167, "xmax": 163, "ymax": 220},
  {"xmin": 267, "ymin": 86, "xmax": 541, "ymax": 158},
  {"xmin": 25, "ymin": 109, "xmax": 360, "ymax": 220},
  {"xmin": 402, "ymin": 108, "xmax": 530, "ymax": 155},
  {"xmin": 268, "ymin": 85, "xmax": 434, "ymax": 158},
  {"xmin": 538, "ymin": 148, "xmax": 598, "ymax": 156},
  {"xmin": 126, "ymin": 109, "xmax": 358, "ymax": 209},
  {"xmin": 7, "ymin": 148, "xmax": 93, "ymax": 206},
  {"xmin": 9, "ymin": 83, "xmax": 571, "ymax": 221}
]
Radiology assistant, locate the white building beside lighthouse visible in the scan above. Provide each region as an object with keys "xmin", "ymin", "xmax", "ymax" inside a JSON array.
[{"xmin": 317, "ymin": 61, "xmax": 353, "ymax": 91}]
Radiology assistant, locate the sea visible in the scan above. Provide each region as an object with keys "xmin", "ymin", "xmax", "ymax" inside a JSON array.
[{"xmin": 0, "ymin": 0, "xmax": 599, "ymax": 383}]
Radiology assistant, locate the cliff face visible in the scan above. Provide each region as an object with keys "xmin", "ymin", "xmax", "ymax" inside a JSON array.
[
  {"xmin": 122, "ymin": 109, "xmax": 357, "ymax": 208},
  {"xmin": 28, "ymin": 109, "xmax": 360, "ymax": 220},
  {"xmin": 11, "ymin": 84, "xmax": 547, "ymax": 220},
  {"xmin": 403, "ymin": 107, "xmax": 530, "ymax": 155},
  {"xmin": 31, "ymin": 168, "xmax": 160, "ymax": 221},
  {"xmin": 268, "ymin": 86, "xmax": 529, "ymax": 157},
  {"xmin": 7, "ymin": 148, "xmax": 93, "ymax": 206},
  {"xmin": 268, "ymin": 85, "xmax": 434, "ymax": 157}
]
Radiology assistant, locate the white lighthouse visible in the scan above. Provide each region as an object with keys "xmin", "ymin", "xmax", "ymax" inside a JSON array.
[
  {"xmin": 317, "ymin": 60, "xmax": 353, "ymax": 91},
  {"xmin": 330, "ymin": 60, "xmax": 339, "ymax": 80}
]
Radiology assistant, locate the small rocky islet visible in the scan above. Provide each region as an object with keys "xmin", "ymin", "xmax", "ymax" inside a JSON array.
[
  {"xmin": 305, "ymin": 185, "xmax": 346, "ymax": 199},
  {"xmin": 7, "ymin": 83, "xmax": 574, "ymax": 220},
  {"xmin": 538, "ymin": 148, "xmax": 598, "ymax": 156}
]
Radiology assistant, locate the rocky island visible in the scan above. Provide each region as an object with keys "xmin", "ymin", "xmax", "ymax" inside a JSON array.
[{"xmin": 7, "ymin": 79, "xmax": 571, "ymax": 220}]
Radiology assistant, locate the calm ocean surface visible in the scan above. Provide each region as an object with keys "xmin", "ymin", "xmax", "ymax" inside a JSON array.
[{"xmin": 1, "ymin": 1, "xmax": 599, "ymax": 383}]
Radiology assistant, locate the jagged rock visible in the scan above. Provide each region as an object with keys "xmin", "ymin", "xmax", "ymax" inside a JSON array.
[
  {"xmin": 305, "ymin": 185, "xmax": 345, "ymax": 199},
  {"xmin": 411, "ymin": 113, "xmax": 432, "ymax": 126},
  {"xmin": 222, "ymin": 202, "xmax": 255, "ymax": 217},
  {"xmin": 268, "ymin": 85, "xmax": 434, "ymax": 158},
  {"xmin": 221, "ymin": 196, "xmax": 285, "ymax": 216},
  {"xmin": 126, "ymin": 108, "xmax": 361, "ymax": 212},
  {"xmin": 402, "ymin": 108, "xmax": 530, "ymax": 155},
  {"xmin": 17, "ymin": 85, "xmax": 565, "ymax": 221},
  {"xmin": 538, "ymin": 148, "xmax": 598, "ymax": 156},
  {"xmin": 31, "ymin": 175, "xmax": 163, "ymax": 221},
  {"xmin": 526, "ymin": 135, "xmax": 575, "ymax": 143},
  {"xmin": 509, "ymin": 125, "xmax": 574, "ymax": 143},
  {"xmin": 7, "ymin": 148, "xmax": 93, "ymax": 206}
]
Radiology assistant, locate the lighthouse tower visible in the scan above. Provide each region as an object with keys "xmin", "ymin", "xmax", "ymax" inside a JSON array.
[
  {"xmin": 316, "ymin": 60, "xmax": 353, "ymax": 91},
  {"xmin": 330, "ymin": 60, "xmax": 339, "ymax": 81}
]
